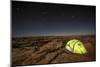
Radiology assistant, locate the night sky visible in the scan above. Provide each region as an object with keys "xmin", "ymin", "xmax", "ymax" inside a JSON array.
[{"xmin": 12, "ymin": 1, "xmax": 96, "ymax": 37}]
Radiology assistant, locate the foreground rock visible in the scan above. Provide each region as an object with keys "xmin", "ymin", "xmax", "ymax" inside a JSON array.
[{"xmin": 12, "ymin": 35, "xmax": 96, "ymax": 66}]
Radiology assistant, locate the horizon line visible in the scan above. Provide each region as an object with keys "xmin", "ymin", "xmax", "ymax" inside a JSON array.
[{"xmin": 12, "ymin": 33, "xmax": 95, "ymax": 38}]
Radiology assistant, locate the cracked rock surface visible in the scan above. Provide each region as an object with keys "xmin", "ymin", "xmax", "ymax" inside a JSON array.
[{"xmin": 12, "ymin": 35, "xmax": 96, "ymax": 66}]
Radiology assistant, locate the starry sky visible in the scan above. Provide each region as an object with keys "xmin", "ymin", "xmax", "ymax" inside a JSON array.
[{"xmin": 12, "ymin": 1, "xmax": 96, "ymax": 37}]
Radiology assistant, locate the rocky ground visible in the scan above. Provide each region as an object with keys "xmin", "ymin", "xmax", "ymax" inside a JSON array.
[{"xmin": 12, "ymin": 35, "xmax": 96, "ymax": 66}]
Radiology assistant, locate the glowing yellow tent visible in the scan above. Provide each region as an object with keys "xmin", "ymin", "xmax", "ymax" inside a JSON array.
[{"xmin": 65, "ymin": 39, "xmax": 87, "ymax": 54}]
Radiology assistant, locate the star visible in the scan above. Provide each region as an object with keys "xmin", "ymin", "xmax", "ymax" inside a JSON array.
[
  {"xmin": 16, "ymin": 7, "xmax": 23, "ymax": 12},
  {"xmin": 61, "ymin": 12, "xmax": 65, "ymax": 16},
  {"xmin": 16, "ymin": 7, "xmax": 20, "ymax": 10},
  {"xmin": 72, "ymin": 15, "xmax": 75, "ymax": 18},
  {"xmin": 42, "ymin": 12, "xmax": 48, "ymax": 15}
]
